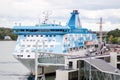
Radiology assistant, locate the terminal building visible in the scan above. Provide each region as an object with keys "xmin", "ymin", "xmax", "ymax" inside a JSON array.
[{"xmin": 56, "ymin": 52, "xmax": 120, "ymax": 80}]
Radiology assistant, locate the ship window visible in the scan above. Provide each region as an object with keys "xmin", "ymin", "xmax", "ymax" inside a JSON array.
[
  {"xmin": 24, "ymin": 35, "xmax": 26, "ymax": 37},
  {"xmin": 26, "ymin": 29, "xmax": 29, "ymax": 32},
  {"xmin": 49, "ymin": 35, "xmax": 52, "ymax": 37},
  {"xmin": 27, "ymin": 45, "xmax": 30, "ymax": 47},
  {"xmin": 36, "ymin": 35, "xmax": 38, "ymax": 37},
  {"xmin": 53, "ymin": 35, "xmax": 56, "ymax": 37},
  {"xmin": 69, "ymin": 61, "xmax": 73, "ymax": 69},
  {"xmin": 39, "ymin": 45, "xmax": 42, "ymax": 47},
  {"xmin": 46, "ymin": 35, "xmax": 48, "ymax": 37},
  {"xmin": 31, "ymin": 35, "xmax": 33, "ymax": 37},
  {"xmin": 45, "ymin": 50, "xmax": 47, "ymax": 52},
  {"xmin": 21, "ymin": 50, "xmax": 24, "ymax": 52},
  {"xmin": 37, "ymin": 40, "xmax": 39, "ymax": 42},
  {"xmin": 45, "ymin": 40, "xmax": 47, "ymax": 41},
  {"xmin": 45, "ymin": 45, "xmax": 48, "ymax": 47},
  {"xmin": 52, "ymin": 40, "xmax": 55, "ymax": 41},
  {"xmin": 28, "ymin": 55, "xmax": 30, "ymax": 57},
  {"xmin": 41, "ymin": 35, "xmax": 43, "ymax": 37},
  {"xmin": 49, "ymin": 50, "xmax": 53, "ymax": 52},
  {"xmin": 50, "ymin": 45, "xmax": 54, "ymax": 47},
  {"xmin": 73, "ymin": 47, "xmax": 75, "ymax": 50},
  {"xmin": 33, "ymin": 45, "xmax": 36, "ymax": 47},
  {"xmin": 26, "ymin": 50, "xmax": 29, "ymax": 52},
  {"xmin": 21, "ymin": 45, "xmax": 25, "ymax": 47},
  {"xmin": 21, "ymin": 29, "xmax": 24, "ymax": 31},
  {"xmin": 28, "ymin": 35, "xmax": 30, "ymax": 37},
  {"xmin": 70, "ymin": 48, "xmax": 72, "ymax": 51}
]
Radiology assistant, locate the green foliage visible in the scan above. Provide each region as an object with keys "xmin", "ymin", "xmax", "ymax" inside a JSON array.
[
  {"xmin": 112, "ymin": 37, "xmax": 118, "ymax": 44},
  {"xmin": 107, "ymin": 29, "xmax": 120, "ymax": 44},
  {"xmin": 0, "ymin": 27, "xmax": 17, "ymax": 40},
  {"xmin": 108, "ymin": 35, "xmax": 114, "ymax": 42},
  {"xmin": 118, "ymin": 37, "xmax": 120, "ymax": 44},
  {"xmin": 107, "ymin": 29, "xmax": 120, "ymax": 37}
]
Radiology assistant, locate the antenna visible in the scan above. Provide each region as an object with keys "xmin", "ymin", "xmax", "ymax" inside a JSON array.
[
  {"xmin": 19, "ymin": 23, "xmax": 21, "ymax": 26},
  {"xmin": 78, "ymin": 16, "xmax": 82, "ymax": 28},
  {"xmin": 42, "ymin": 11, "xmax": 52, "ymax": 24},
  {"xmin": 59, "ymin": 22, "xmax": 61, "ymax": 25},
  {"xmin": 53, "ymin": 20, "xmax": 55, "ymax": 25},
  {"xmin": 97, "ymin": 17, "xmax": 104, "ymax": 43},
  {"xmin": 14, "ymin": 22, "xmax": 17, "ymax": 26},
  {"xmin": 38, "ymin": 18, "xmax": 41, "ymax": 26}
]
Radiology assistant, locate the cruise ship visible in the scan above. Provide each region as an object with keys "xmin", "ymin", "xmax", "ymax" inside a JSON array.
[{"xmin": 12, "ymin": 10, "xmax": 98, "ymax": 75}]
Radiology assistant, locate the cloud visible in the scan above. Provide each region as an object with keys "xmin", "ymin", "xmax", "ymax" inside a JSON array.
[
  {"xmin": 45, "ymin": 0, "xmax": 120, "ymax": 10},
  {"xmin": 0, "ymin": 0, "xmax": 120, "ymax": 31}
]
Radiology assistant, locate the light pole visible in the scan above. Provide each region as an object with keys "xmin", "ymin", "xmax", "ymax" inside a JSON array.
[
  {"xmin": 89, "ymin": 53, "xmax": 91, "ymax": 80},
  {"xmin": 35, "ymin": 40, "xmax": 45, "ymax": 80},
  {"xmin": 35, "ymin": 41, "xmax": 38, "ymax": 80},
  {"xmin": 88, "ymin": 50, "xmax": 92, "ymax": 80}
]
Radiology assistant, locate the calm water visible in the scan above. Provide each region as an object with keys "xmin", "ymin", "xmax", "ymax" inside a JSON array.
[
  {"xmin": 0, "ymin": 41, "xmax": 55, "ymax": 80},
  {"xmin": 0, "ymin": 41, "xmax": 30, "ymax": 80}
]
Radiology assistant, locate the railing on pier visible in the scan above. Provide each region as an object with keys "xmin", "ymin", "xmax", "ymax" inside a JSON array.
[
  {"xmin": 38, "ymin": 55, "xmax": 65, "ymax": 64},
  {"xmin": 37, "ymin": 52, "xmax": 67, "ymax": 66}
]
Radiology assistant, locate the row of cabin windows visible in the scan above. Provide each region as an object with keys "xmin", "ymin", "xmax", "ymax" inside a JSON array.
[
  {"xmin": 24, "ymin": 35, "xmax": 56, "ymax": 37},
  {"xmin": 68, "ymin": 46, "xmax": 84, "ymax": 52},
  {"xmin": 16, "ymin": 29, "xmax": 69, "ymax": 32},
  {"xmin": 68, "ymin": 46, "xmax": 96, "ymax": 52},
  {"xmin": 20, "ymin": 49, "xmax": 53, "ymax": 52},
  {"xmin": 22, "ymin": 39, "xmax": 55, "ymax": 42},
  {"xmin": 21, "ymin": 45, "xmax": 54, "ymax": 47}
]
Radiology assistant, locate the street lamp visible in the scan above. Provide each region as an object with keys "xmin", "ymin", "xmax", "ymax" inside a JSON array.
[
  {"xmin": 89, "ymin": 51, "xmax": 92, "ymax": 80},
  {"xmin": 88, "ymin": 49, "xmax": 93, "ymax": 80},
  {"xmin": 35, "ymin": 40, "xmax": 45, "ymax": 80}
]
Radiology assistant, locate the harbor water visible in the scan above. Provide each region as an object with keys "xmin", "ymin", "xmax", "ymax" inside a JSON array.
[
  {"xmin": 0, "ymin": 41, "xmax": 30, "ymax": 80},
  {"xmin": 0, "ymin": 41, "xmax": 55, "ymax": 80}
]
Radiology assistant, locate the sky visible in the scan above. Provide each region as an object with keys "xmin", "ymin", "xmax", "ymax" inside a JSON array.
[{"xmin": 0, "ymin": 0, "xmax": 120, "ymax": 31}]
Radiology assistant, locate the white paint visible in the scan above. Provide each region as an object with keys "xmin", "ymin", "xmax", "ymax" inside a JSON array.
[{"xmin": 110, "ymin": 52, "xmax": 117, "ymax": 68}]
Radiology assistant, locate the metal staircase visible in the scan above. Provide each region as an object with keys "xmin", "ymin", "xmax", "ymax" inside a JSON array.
[
  {"xmin": 38, "ymin": 52, "xmax": 65, "ymax": 66},
  {"xmin": 35, "ymin": 51, "xmax": 67, "ymax": 80}
]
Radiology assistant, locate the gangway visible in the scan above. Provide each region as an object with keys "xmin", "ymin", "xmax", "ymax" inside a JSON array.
[
  {"xmin": 78, "ymin": 58, "xmax": 120, "ymax": 80},
  {"xmin": 35, "ymin": 51, "xmax": 76, "ymax": 80}
]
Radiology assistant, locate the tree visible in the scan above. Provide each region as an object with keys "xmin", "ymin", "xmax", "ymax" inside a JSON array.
[
  {"xmin": 112, "ymin": 37, "xmax": 118, "ymax": 44},
  {"xmin": 107, "ymin": 28, "xmax": 120, "ymax": 37},
  {"xmin": 108, "ymin": 35, "xmax": 114, "ymax": 43},
  {"xmin": 107, "ymin": 29, "xmax": 120, "ymax": 44},
  {"xmin": 0, "ymin": 27, "xmax": 17, "ymax": 40}
]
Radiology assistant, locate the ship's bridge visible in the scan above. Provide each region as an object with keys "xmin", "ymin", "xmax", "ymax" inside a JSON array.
[
  {"xmin": 13, "ymin": 10, "xmax": 95, "ymax": 35},
  {"xmin": 13, "ymin": 24, "xmax": 70, "ymax": 35},
  {"xmin": 13, "ymin": 25, "xmax": 92, "ymax": 35}
]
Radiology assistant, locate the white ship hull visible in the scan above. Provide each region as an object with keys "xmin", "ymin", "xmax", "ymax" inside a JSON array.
[
  {"xmin": 16, "ymin": 58, "xmax": 61, "ymax": 75},
  {"xmin": 12, "ymin": 10, "xmax": 99, "ymax": 77}
]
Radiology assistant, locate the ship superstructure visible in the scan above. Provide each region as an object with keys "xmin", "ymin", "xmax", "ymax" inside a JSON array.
[{"xmin": 12, "ymin": 10, "xmax": 98, "ymax": 74}]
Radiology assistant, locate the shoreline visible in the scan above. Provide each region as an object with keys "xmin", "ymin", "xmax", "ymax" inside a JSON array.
[{"xmin": 0, "ymin": 40, "xmax": 16, "ymax": 41}]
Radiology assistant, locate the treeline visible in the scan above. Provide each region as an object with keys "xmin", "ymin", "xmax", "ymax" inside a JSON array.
[
  {"xmin": 0, "ymin": 27, "xmax": 17, "ymax": 40},
  {"xmin": 0, "ymin": 27, "xmax": 120, "ymax": 44},
  {"xmin": 107, "ymin": 29, "xmax": 120, "ymax": 44}
]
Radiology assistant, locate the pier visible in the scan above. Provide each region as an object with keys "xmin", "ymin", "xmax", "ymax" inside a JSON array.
[{"xmin": 34, "ymin": 46, "xmax": 120, "ymax": 80}]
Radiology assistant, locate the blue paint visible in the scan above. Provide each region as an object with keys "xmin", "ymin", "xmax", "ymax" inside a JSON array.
[{"xmin": 13, "ymin": 10, "xmax": 98, "ymax": 54}]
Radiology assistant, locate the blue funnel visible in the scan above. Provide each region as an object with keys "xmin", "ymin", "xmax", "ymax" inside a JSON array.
[{"xmin": 67, "ymin": 10, "xmax": 81, "ymax": 29}]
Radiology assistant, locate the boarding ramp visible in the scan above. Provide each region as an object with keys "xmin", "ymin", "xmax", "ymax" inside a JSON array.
[
  {"xmin": 84, "ymin": 59, "xmax": 120, "ymax": 75},
  {"xmin": 38, "ymin": 52, "xmax": 66, "ymax": 66},
  {"xmin": 35, "ymin": 52, "xmax": 71, "ymax": 80},
  {"xmin": 80, "ymin": 58, "xmax": 120, "ymax": 80}
]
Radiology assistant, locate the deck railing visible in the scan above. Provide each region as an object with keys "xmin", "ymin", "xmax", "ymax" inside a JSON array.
[{"xmin": 38, "ymin": 52, "xmax": 65, "ymax": 65}]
